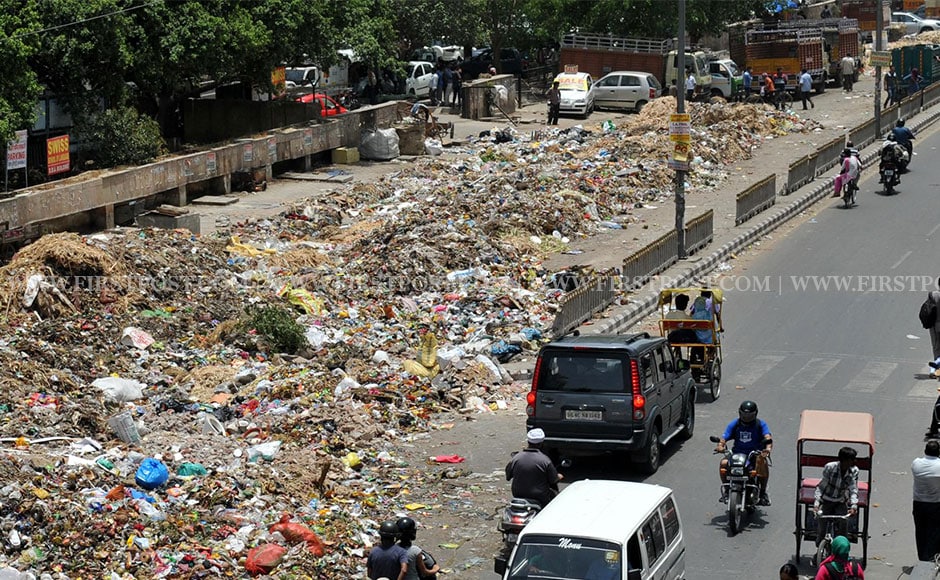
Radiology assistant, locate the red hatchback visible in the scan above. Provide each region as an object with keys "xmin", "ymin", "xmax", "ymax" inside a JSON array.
[{"xmin": 295, "ymin": 92, "xmax": 348, "ymax": 116}]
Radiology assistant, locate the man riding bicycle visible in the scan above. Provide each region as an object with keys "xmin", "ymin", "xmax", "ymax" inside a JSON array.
[{"xmin": 814, "ymin": 447, "xmax": 859, "ymax": 545}]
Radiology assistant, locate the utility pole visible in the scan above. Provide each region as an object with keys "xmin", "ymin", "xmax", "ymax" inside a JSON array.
[
  {"xmin": 874, "ymin": 0, "xmax": 885, "ymax": 137},
  {"xmin": 675, "ymin": 0, "xmax": 687, "ymax": 259}
]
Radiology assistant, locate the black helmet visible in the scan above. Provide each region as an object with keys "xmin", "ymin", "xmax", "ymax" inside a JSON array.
[
  {"xmin": 396, "ymin": 517, "xmax": 417, "ymax": 538},
  {"xmin": 897, "ymin": 119, "xmax": 905, "ymax": 127},
  {"xmin": 739, "ymin": 400, "xmax": 758, "ymax": 423},
  {"xmin": 379, "ymin": 520, "xmax": 399, "ymax": 539}
]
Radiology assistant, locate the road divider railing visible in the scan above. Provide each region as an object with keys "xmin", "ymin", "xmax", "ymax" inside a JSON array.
[
  {"xmin": 814, "ymin": 136, "xmax": 845, "ymax": 178},
  {"xmin": 684, "ymin": 209, "xmax": 713, "ymax": 256},
  {"xmin": 736, "ymin": 174, "xmax": 776, "ymax": 226},
  {"xmin": 622, "ymin": 230, "xmax": 679, "ymax": 291},
  {"xmin": 848, "ymin": 117, "xmax": 876, "ymax": 150},
  {"xmin": 786, "ymin": 153, "xmax": 818, "ymax": 194},
  {"xmin": 550, "ymin": 274, "xmax": 618, "ymax": 337}
]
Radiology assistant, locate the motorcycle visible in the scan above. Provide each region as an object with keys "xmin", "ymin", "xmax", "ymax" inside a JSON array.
[
  {"xmin": 497, "ymin": 497, "xmax": 542, "ymax": 555},
  {"xmin": 841, "ymin": 176, "xmax": 859, "ymax": 208},
  {"xmin": 879, "ymin": 157, "xmax": 900, "ymax": 195},
  {"xmin": 711, "ymin": 435, "xmax": 762, "ymax": 534}
]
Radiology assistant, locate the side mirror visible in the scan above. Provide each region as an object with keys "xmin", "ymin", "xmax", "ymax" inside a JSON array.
[
  {"xmin": 494, "ymin": 556, "xmax": 507, "ymax": 575},
  {"xmin": 676, "ymin": 359, "xmax": 690, "ymax": 371}
]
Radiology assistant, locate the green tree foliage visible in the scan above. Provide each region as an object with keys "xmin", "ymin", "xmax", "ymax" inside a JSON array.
[
  {"xmin": 388, "ymin": 0, "xmax": 484, "ymax": 58},
  {"xmin": 578, "ymin": 0, "xmax": 765, "ymax": 42},
  {"xmin": 0, "ymin": 2, "xmax": 41, "ymax": 145},
  {"xmin": 81, "ymin": 106, "xmax": 165, "ymax": 168}
]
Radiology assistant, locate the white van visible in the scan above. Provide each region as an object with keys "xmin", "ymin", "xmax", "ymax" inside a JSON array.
[{"xmin": 495, "ymin": 480, "xmax": 685, "ymax": 580}]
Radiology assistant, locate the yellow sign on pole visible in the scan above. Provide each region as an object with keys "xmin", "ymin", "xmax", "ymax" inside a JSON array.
[{"xmin": 870, "ymin": 51, "xmax": 891, "ymax": 68}]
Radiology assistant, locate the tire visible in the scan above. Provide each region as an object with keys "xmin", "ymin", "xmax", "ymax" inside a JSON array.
[
  {"xmin": 886, "ymin": 181, "xmax": 895, "ymax": 195},
  {"xmin": 816, "ymin": 77, "xmax": 826, "ymax": 94},
  {"xmin": 709, "ymin": 357, "xmax": 722, "ymax": 400},
  {"xmin": 728, "ymin": 489, "xmax": 743, "ymax": 534},
  {"xmin": 638, "ymin": 426, "xmax": 661, "ymax": 475},
  {"xmin": 634, "ymin": 100, "xmax": 647, "ymax": 114},
  {"xmin": 680, "ymin": 394, "xmax": 695, "ymax": 440},
  {"xmin": 815, "ymin": 538, "xmax": 832, "ymax": 568}
]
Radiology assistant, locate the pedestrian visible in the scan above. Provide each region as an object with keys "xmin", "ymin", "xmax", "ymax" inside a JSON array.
[
  {"xmin": 442, "ymin": 64, "xmax": 453, "ymax": 108},
  {"xmin": 546, "ymin": 80, "xmax": 561, "ymax": 125},
  {"xmin": 743, "ymin": 66, "xmax": 753, "ymax": 100},
  {"xmin": 396, "ymin": 517, "xmax": 440, "ymax": 580},
  {"xmin": 814, "ymin": 536, "xmax": 864, "ymax": 579},
  {"xmin": 799, "ymin": 68, "xmax": 815, "ymax": 110},
  {"xmin": 884, "ymin": 66, "xmax": 897, "ymax": 107},
  {"xmin": 428, "ymin": 68, "xmax": 439, "ymax": 106},
  {"xmin": 763, "ymin": 72, "xmax": 775, "ymax": 104},
  {"xmin": 436, "ymin": 63, "xmax": 446, "ymax": 106},
  {"xmin": 779, "ymin": 562, "xmax": 799, "ymax": 580},
  {"xmin": 451, "ymin": 64, "xmax": 462, "ymax": 107},
  {"xmin": 912, "ymin": 440, "xmax": 940, "ymax": 561},
  {"xmin": 367, "ymin": 520, "xmax": 408, "ymax": 580},
  {"xmin": 842, "ymin": 56, "xmax": 856, "ymax": 92},
  {"xmin": 821, "ymin": 4, "xmax": 832, "ymax": 18},
  {"xmin": 773, "ymin": 67, "xmax": 788, "ymax": 110},
  {"xmin": 685, "ymin": 67, "xmax": 696, "ymax": 102},
  {"xmin": 909, "ymin": 67, "xmax": 922, "ymax": 94}
]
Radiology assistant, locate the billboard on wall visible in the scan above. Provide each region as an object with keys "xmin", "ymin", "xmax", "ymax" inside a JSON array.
[
  {"xmin": 6, "ymin": 130, "xmax": 27, "ymax": 170},
  {"xmin": 47, "ymin": 135, "xmax": 70, "ymax": 176}
]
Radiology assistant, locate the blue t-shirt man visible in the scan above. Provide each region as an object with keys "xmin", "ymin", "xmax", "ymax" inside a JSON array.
[{"xmin": 722, "ymin": 417, "xmax": 772, "ymax": 454}]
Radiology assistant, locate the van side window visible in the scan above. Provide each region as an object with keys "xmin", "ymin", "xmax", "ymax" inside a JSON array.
[
  {"xmin": 660, "ymin": 497, "xmax": 681, "ymax": 544},
  {"xmin": 639, "ymin": 353, "xmax": 657, "ymax": 389},
  {"xmin": 627, "ymin": 534, "xmax": 642, "ymax": 572},
  {"xmin": 641, "ymin": 513, "xmax": 666, "ymax": 565}
]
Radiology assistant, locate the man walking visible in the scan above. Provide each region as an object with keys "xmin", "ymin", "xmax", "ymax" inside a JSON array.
[
  {"xmin": 884, "ymin": 66, "xmax": 898, "ymax": 107},
  {"xmin": 842, "ymin": 56, "xmax": 856, "ymax": 92},
  {"xmin": 913, "ymin": 440, "xmax": 940, "ymax": 562},
  {"xmin": 743, "ymin": 67, "xmax": 753, "ymax": 100},
  {"xmin": 546, "ymin": 81, "xmax": 561, "ymax": 125},
  {"xmin": 685, "ymin": 68, "xmax": 696, "ymax": 102},
  {"xmin": 773, "ymin": 68, "xmax": 788, "ymax": 110},
  {"xmin": 799, "ymin": 69, "xmax": 814, "ymax": 110}
]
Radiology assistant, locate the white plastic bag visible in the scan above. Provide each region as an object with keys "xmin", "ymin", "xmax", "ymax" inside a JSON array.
[
  {"xmin": 92, "ymin": 377, "xmax": 146, "ymax": 402},
  {"xmin": 359, "ymin": 128, "xmax": 400, "ymax": 160},
  {"xmin": 424, "ymin": 138, "xmax": 443, "ymax": 156}
]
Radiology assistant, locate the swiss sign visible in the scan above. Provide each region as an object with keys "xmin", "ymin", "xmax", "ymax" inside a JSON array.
[{"xmin": 46, "ymin": 135, "xmax": 70, "ymax": 176}]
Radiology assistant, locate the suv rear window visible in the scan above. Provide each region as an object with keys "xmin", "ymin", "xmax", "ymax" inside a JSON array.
[
  {"xmin": 538, "ymin": 352, "xmax": 627, "ymax": 393},
  {"xmin": 507, "ymin": 535, "xmax": 623, "ymax": 579}
]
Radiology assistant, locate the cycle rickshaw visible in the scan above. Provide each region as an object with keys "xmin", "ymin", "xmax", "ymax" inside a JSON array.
[
  {"xmin": 658, "ymin": 287, "xmax": 723, "ymax": 400},
  {"xmin": 795, "ymin": 410, "xmax": 874, "ymax": 569}
]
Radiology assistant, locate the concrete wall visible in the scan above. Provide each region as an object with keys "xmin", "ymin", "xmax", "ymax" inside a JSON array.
[{"xmin": 462, "ymin": 75, "xmax": 518, "ymax": 120}]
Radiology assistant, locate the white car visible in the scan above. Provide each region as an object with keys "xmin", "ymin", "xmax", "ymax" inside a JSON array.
[
  {"xmin": 553, "ymin": 71, "xmax": 595, "ymax": 117},
  {"xmin": 594, "ymin": 71, "xmax": 663, "ymax": 113},
  {"xmin": 405, "ymin": 61, "xmax": 435, "ymax": 98},
  {"xmin": 892, "ymin": 11, "xmax": 940, "ymax": 35}
]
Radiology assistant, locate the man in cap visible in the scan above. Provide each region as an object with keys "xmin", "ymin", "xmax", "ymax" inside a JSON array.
[{"xmin": 505, "ymin": 428, "xmax": 563, "ymax": 507}]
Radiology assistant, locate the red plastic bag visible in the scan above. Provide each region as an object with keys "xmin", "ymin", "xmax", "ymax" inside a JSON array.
[
  {"xmin": 269, "ymin": 514, "xmax": 326, "ymax": 556},
  {"xmin": 245, "ymin": 543, "xmax": 287, "ymax": 575},
  {"xmin": 433, "ymin": 454, "xmax": 465, "ymax": 463}
]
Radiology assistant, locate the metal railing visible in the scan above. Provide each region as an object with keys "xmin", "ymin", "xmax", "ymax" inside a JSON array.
[
  {"xmin": 550, "ymin": 274, "xmax": 618, "ymax": 337},
  {"xmin": 815, "ymin": 136, "xmax": 845, "ymax": 176},
  {"xmin": 684, "ymin": 210, "xmax": 714, "ymax": 256},
  {"xmin": 622, "ymin": 230, "xmax": 678, "ymax": 290},
  {"xmin": 561, "ymin": 33, "xmax": 673, "ymax": 54},
  {"xmin": 735, "ymin": 174, "xmax": 776, "ymax": 226},
  {"xmin": 786, "ymin": 153, "xmax": 818, "ymax": 194}
]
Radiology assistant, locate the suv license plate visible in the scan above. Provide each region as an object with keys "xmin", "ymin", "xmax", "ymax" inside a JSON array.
[{"xmin": 565, "ymin": 410, "xmax": 602, "ymax": 421}]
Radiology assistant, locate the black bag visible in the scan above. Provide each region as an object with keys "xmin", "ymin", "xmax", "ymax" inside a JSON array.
[
  {"xmin": 420, "ymin": 550, "xmax": 438, "ymax": 580},
  {"xmin": 920, "ymin": 295, "xmax": 937, "ymax": 329}
]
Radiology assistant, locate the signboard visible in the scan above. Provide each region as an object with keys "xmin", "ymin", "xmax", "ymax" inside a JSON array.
[
  {"xmin": 46, "ymin": 135, "xmax": 70, "ymax": 176},
  {"xmin": 563, "ymin": 64, "xmax": 579, "ymax": 73},
  {"xmin": 267, "ymin": 137, "xmax": 277, "ymax": 161},
  {"xmin": 6, "ymin": 130, "xmax": 27, "ymax": 170},
  {"xmin": 243, "ymin": 143, "xmax": 253, "ymax": 163},
  {"xmin": 271, "ymin": 66, "xmax": 286, "ymax": 92},
  {"xmin": 206, "ymin": 152, "xmax": 217, "ymax": 172},
  {"xmin": 668, "ymin": 113, "xmax": 691, "ymax": 143},
  {"xmin": 870, "ymin": 51, "xmax": 891, "ymax": 68},
  {"xmin": 303, "ymin": 129, "xmax": 313, "ymax": 147}
]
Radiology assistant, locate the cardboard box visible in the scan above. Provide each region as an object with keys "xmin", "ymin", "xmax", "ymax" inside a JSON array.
[{"xmin": 332, "ymin": 147, "xmax": 360, "ymax": 164}]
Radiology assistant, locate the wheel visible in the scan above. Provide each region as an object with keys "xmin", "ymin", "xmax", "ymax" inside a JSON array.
[
  {"xmin": 711, "ymin": 89, "xmax": 723, "ymax": 99},
  {"xmin": 680, "ymin": 395, "xmax": 694, "ymax": 440},
  {"xmin": 638, "ymin": 427, "xmax": 661, "ymax": 474},
  {"xmin": 709, "ymin": 357, "xmax": 722, "ymax": 400},
  {"xmin": 634, "ymin": 100, "xmax": 647, "ymax": 113},
  {"xmin": 781, "ymin": 92, "xmax": 793, "ymax": 106},
  {"xmin": 795, "ymin": 529, "xmax": 803, "ymax": 565},
  {"xmin": 816, "ymin": 79, "xmax": 826, "ymax": 94},
  {"xmin": 815, "ymin": 538, "xmax": 832, "ymax": 568},
  {"xmin": 408, "ymin": 89, "xmax": 416, "ymax": 97},
  {"xmin": 728, "ymin": 489, "xmax": 743, "ymax": 534},
  {"xmin": 885, "ymin": 181, "xmax": 894, "ymax": 195},
  {"xmin": 921, "ymin": 27, "xmax": 932, "ymax": 34}
]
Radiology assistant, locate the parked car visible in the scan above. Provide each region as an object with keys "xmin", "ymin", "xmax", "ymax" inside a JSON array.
[
  {"xmin": 461, "ymin": 47, "xmax": 525, "ymax": 79},
  {"xmin": 892, "ymin": 11, "xmax": 940, "ymax": 35},
  {"xmin": 525, "ymin": 332, "xmax": 696, "ymax": 474},
  {"xmin": 553, "ymin": 71, "xmax": 595, "ymax": 117},
  {"xmin": 285, "ymin": 66, "xmax": 319, "ymax": 89},
  {"xmin": 405, "ymin": 61, "xmax": 435, "ymax": 98},
  {"xmin": 594, "ymin": 71, "xmax": 663, "ymax": 113},
  {"xmin": 295, "ymin": 92, "xmax": 348, "ymax": 116}
]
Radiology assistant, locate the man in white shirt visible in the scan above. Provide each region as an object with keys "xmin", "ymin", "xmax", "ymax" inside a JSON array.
[
  {"xmin": 685, "ymin": 69, "xmax": 696, "ymax": 102},
  {"xmin": 912, "ymin": 440, "xmax": 940, "ymax": 561}
]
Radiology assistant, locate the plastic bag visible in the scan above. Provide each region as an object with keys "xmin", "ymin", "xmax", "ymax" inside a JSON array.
[
  {"xmin": 92, "ymin": 377, "xmax": 145, "ymax": 402},
  {"xmin": 359, "ymin": 128, "xmax": 400, "ymax": 160},
  {"xmin": 245, "ymin": 543, "xmax": 287, "ymax": 575},
  {"xmin": 602, "ymin": 119, "xmax": 616, "ymax": 133},
  {"xmin": 268, "ymin": 514, "xmax": 326, "ymax": 556},
  {"xmin": 120, "ymin": 327, "xmax": 155, "ymax": 349},
  {"xmin": 135, "ymin": 458, "xmax": 169, "ymax": 490},
  {"xmin": 424, "ymin": 138, "xmax": 443, "ymax": 156}
]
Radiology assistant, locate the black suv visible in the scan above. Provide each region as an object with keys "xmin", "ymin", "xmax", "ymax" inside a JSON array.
[{"xmin": 525, "ymin": 332, "xmax": 696, "ymax": 474}]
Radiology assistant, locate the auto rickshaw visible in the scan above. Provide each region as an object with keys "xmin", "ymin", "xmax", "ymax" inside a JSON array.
[
  {"xmin": 658, "ymin": 287, "xmax": 723, "ymax": 400},
  {"xmin": 794, "ymin": 410, "xmax": 874, "ymax": 569}
]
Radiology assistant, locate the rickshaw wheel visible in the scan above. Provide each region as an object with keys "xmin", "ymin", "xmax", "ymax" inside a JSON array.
[
  {"xmin": 815, "ymin": 538, "xmax": 831, "ymax": 568},
  {"xmin": 795, "ymin": 530, "xmax": 802, "ymax": 564},
  {"xmin": 707, "ymin": 358, "xmax": 722, "ymax": 400}
]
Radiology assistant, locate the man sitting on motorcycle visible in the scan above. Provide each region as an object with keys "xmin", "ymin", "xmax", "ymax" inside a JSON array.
[
  {"xmin": 813, "ymin": 447, "xmax": 859, "ymax": 545},
  {"xmin": 715, "ymin": 400, "xmax": 773, "ymax": 505},
  {"xmin": 879, "ymin": 134, "xmax": 908, "ymax": 182},
  {"xmin": 891, "ymin": 119, "xmax": 915, "ymax": 170},
  {"xmin": 832, "ymin": 147, "xmax": 861, "ymax": 198},
  {"xmin": 505, "ymin": 428, "xmax": 563, "ymax": 507}
]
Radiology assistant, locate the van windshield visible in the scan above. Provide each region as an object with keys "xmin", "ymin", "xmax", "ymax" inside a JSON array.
[
  {"xmin": 507, "ymin": 535, "xmax": 623, "ymax": 579},
  {"xmin": 537, "ymin": 352, "xmax": 627, "ymax": 393}
]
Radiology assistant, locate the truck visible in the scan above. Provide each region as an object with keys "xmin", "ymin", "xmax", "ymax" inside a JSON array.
[
  {"xmin": 839, "ymin": 0, "xmax": 891, "ymax": 39},
  {"xmin": 707, "ymin": 58, "xmax": 744, "ymax": 100},
  {"xmin": 560, "ymin": 33, "xmax": 714, "ymax": 98},
  {"xmin": 729, "ymin": 25, "xmax": 827, "ymax": 93},
  {"xmin": 776, "ymin": 18, "xmax": 860, "ymax": 87}
]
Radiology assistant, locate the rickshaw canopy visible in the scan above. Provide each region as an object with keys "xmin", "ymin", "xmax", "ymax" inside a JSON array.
[
  {"xmin": 657, "ymin": 287, "xmax": 723, "ymax": 308},
  {"xmin": 797, "ymin": 410, "xmax": 875, "ymax": 455}
]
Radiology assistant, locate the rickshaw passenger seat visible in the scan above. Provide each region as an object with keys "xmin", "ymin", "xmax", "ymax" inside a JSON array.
[{"xmin": 798, "ymin": 478, "xmax": 869, "ymax": 507}]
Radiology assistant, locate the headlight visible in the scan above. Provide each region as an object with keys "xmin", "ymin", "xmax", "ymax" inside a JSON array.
[
  {"xmin": 574, "ymin": 100, "xmax": 585, "ymax": 105},
  {"xmin": 731, "ymin": 467, "xmax": 744, "ymax": 476}
]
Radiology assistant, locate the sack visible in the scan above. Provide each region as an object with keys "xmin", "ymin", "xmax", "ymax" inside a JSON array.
[
  {"xmin": 826, "ymin": 560, "xmax": 862, "ymax": 579},
  {"xmin": 245, "ymin": 543, "xmax": 287, "ymax": 575},
  {"xmin": 920, "ymin": 295, "xmax": 937, "ymax": 329}
]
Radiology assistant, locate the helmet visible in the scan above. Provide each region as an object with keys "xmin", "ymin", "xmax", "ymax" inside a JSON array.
[
  {"xmin": 396, "ymin": 517, "xmax": 417, "ymax": 538},
  {"xmin": 841, "ymin": 147, "xmax": 852, "ymax": 158},
  {"xmin": 897, "ymin": 119, "xmax": 905, "ymax": 127},
  {"xmin": 379, "ymin": 520, "xmax": 399, "ymax": 539},
  {"xmin": 739, "ymin": 400, "xmax": 758, "ymax": 423}
]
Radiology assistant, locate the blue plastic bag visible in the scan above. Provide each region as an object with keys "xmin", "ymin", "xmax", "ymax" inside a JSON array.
[{"xmin": 135, "ymin": 458, "xmax": 169, "ymax": 490}]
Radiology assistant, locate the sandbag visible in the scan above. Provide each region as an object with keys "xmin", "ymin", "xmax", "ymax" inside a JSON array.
[
  {"xmin": 360, "ymin": 128, "xmax": 400, "ymax": 160},
  {"xmin": 245, "ymin": 543, "xmax": 287, "ymax": 575}
]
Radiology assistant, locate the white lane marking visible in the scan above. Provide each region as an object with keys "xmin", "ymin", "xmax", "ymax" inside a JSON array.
[
  {"xmin": 844, "ymin": 361, "xmax": 898, "ymax": 393},
  {"xmin": 928, "ymin": 222, "xmax": 940, "ymax": 238},
  {"xmin": 731, "ymin": 354, "xmax": 787, "ymax": 386},
  {"xmin": 781, "ymin": 358, "xmax": 841, "ymax": 390},
  {"xmin": 891, "ymin": 250, "xmax": 912, "ymax": 270}
]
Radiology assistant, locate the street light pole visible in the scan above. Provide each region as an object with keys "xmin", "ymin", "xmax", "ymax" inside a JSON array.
[{"xmin": 675, "ymin": 0, "xmax": 687, "ymax": 260}]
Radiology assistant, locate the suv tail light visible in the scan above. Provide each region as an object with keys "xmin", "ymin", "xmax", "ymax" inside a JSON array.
[
  {"xmin": 526, "ymin": 356, "xmax": 543, "ymax": 417},
  {"xmin": 630, "ymin": 359, "xmax": 645, "ymax": 420}
]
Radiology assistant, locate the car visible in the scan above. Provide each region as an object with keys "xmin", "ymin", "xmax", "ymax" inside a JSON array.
[
  {"xmin": 594, "ymin": 71, "xmax": 663, "ymax": 113},
  {"xmin": 892, "ymin": 11, "xmax": 940, "ymax": 35},
  {"xmin": 295, "ymin": 92, "xmax": 348, "ymax": 116},
  {"xmin": 285, "ymin": 66, "xmax": 319, "ymax": 89},
  {"xmin": 404, "ymin": 61, "xmax": 435, "ymax": 98},
  {"xmin": 461, "ymin": 47, "xmax": 525, "ymax": 80},
  {"xmin": 552, "ymin": 71, "xmax": 594, "ymax": 117},
  {"xmin": 525, "ymin": 332, "xmax": 696, "ymax": 474}
]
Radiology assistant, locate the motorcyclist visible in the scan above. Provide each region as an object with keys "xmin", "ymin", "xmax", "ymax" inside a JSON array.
[
  {"xmin": 891, "ymin": 119, "xmax": 915, "ymax": 169},
  {"xmin": 813, "ymin": 447, "xmax": 859, "ymax": 546},
  {"xmin": 879, "ymin": 134, "xmax": 908, "ymax": 183},
  {"xmin": 832, "ymin": 147, "xmax": 861, "ymax": 199},
  {"xmin": 505, "ymin": 428, "xmax": 563, "ymax": 507},
  {"xmin": 715, "ymin": 400, "xmax": 773, "ymax": 505}
]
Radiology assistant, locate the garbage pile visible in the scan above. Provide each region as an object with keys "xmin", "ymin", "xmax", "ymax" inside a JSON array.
[{"xmin": 0, "ymin": 98, "xmax": 821, "ymax": 578}]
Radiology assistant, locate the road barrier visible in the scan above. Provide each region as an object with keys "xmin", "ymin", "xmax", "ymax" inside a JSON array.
[
  {"xmin": 815, "ymin": 136, "xmax": 846, "ymax": 176},
  {"xmin": 550, "ymin": 274, "xmax": 617, "ymax": 337},
  {"xmin": 735, "ymin": 174, "xmax": 776, "ymax": 226},
  {"xmin": 900, "ymin": 92, "xmax": 920, "ymax": 120},
  {"xmin": 622, "ymin": 230, "xmax": 678, "ymax": 290},
  {"xmin": 924, "ymin": 83, "xmax": 940, "ymax": 110},
  {"xmin": 848, "ymin": 118, "xmax": 876, "ymax": 149},
  {"xmin": 786, "ymin": 153, "xmax": 818, "ymax": 194},
  {"xmin": 684, "ymin": 210, "xmax": 713, "ymax": 256}
]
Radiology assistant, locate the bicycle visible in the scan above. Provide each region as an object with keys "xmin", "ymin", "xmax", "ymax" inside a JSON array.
[{"xmin": 814, "ymin": 512, "xmax": 853, "ymax": 566}]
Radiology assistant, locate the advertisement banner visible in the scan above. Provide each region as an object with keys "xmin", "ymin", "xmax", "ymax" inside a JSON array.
[
  {"xmin": 206, "ymin": 152, "xmax": 217, "ymax": 172},
  {"xmin": 46, "ymin": 135, "xmax": 70, "ymax": 176},
  {"xmin": 7, "ymin": 130, "xmax": 27, "ymax": 170}
]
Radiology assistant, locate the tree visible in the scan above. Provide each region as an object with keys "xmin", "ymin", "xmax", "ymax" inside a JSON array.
[
  {"xmin": 577, "ymin": 0, "xmax": 765, "ymax": 43},
  {"xmin": 387, "ymin": 0, "xmax": 484, "ymax": 59},
  {"xmin": 0, "ymin": 2, "xmax": 41, "ymax": 146}
]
